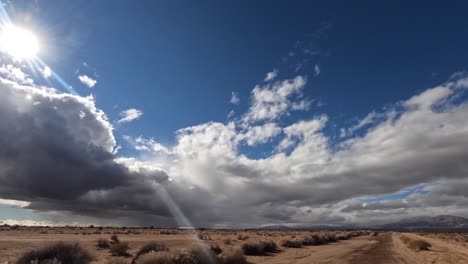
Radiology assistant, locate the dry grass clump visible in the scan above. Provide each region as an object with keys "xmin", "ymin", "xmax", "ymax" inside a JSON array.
[
  {"xmin": 242, "ymin": 239, "xmax": 277, "ymax": 255},
  {"xmin": 135, "ymin": 245, "xmax": 246, "ymax": 264},
  {"xmin": 197, "ymin": 233, "xmax": 212, "ymax": 240},
  {"xmin": 133, "ymin": 242, "xmax": 168, "ymax": 263},
  {"xmin": 217, "ymin": 248, "xmax": 247, "ymax": 264},
  {"xmin": 160, "ymin": 229, "xmax": 178, "ymax": 235},
  {"xmin": 301, "ymin": 234, "xmax": 324, "ymax": 246},
  {"xmin": 237, "ymin": 234, "xmax": 249, "ymax": 241},
  {"xmin": 222, "ymin": 238, "xmax": 232, "ymax": 245},
  {"xmin": 16, "ymin": 242, "xmax": 93, "ymax": 264},
  {"xmin": 97, "ymin": 238, "xmax": 110, "ymax": 249},
  {"xmin": 110, "ymin": 241, "xmax": 131, "ymax": 256},
  {"xmin": 281, "ymin": 239, "xmax": 303, "ymax": 248},
  {"xmin": 400, "ymin": 235, "xmax": 431, "ymax": 251},
  {"xmin": 111, "ymin": 234, "xmax": 120, "ymax": 244}
]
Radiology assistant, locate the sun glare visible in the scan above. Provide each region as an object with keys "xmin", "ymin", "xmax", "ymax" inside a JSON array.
[{"xmin": 0, "ymin": 24, "xmax": 39, "ymax": 60}]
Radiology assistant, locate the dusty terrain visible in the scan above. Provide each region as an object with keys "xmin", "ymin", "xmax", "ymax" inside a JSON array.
[{"xmin": 1, "ymin": 226, "xmax": 468, "ymax": 263}]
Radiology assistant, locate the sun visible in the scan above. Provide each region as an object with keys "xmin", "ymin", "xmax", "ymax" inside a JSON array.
[{"xmin": 0, "ymin": 24, "xmax": 40, "ymax": 60}]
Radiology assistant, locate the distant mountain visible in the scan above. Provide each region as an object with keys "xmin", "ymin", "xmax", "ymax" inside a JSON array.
[{"xmin": 378, "ymin": 215, "xmax": 468, "ymax": 231}]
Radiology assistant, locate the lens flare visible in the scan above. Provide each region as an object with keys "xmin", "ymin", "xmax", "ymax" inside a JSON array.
[{"xmin": 0, "ymin": 24, "xmax": 39, "ymax": 60}]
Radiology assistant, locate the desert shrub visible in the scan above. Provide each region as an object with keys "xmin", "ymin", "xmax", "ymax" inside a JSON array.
[
  {"xmin": 135, "ymin": 251, "xmax": 174, "ymax": 264},
  {"xmin": 408, "ymin": 239, "xmax": 431, "ymax": 251},
  {"xmin": 281, "ymin": 239, "xmax": 302, "ymax": 248},
  {"xmin": 210, "ymin": 244, "xmax": 223, "ymax": 255},
  {"xmin": 259, "ymin": 240, "xmax": 277, "ymax": 252},
  {"xmin": 133, "ymin": 242, "xmax": 168, "ymax": 262},
  {"xmin": 241, "ymin": 241, "xmax": 264, "ymax": 255},
  {"xmin": 400, "ymin": 235, "xmax": 431, "ymax": 251},
  {"xmin": 16, "ymin": 242, "xmax": 93, "ymax": 264},
  {"xmin": 325, "ymin": 234, "xmax": 337, "ymax": 243},
  {"xmin": 136, "ymin": 246, "xmax": 246, "ymax": 264},
  {"xmin": 237, "ymin": 234, "xmax": 249, "ymax": 241},
  {"xmin": 400, "ymin": 235, "xmax": 411, "ymax": 244},
  {"xmin": 110, "ymin": 242, "xmax": 130, "ymax": 256},
  {"xmin": 217, "ymin": 248, "xmax": 247, "ymax": 264},
  {"xmin": 97, "ymin": 238, "xmax": 110, "ymax": 249},
  {"xmin": 222, "ymin": 238, "xmax": 232, "ymax": 245},
  {"xmin": 197, "ymin": 233, "xmax": 211, "ymax": 240},
  {"xmin": 111, "ymin": 234, "xmax": 120, "ymax": 244},
  {"xmin": 302, "ymin": 235, "xmax": 322, "ymax": 246}
]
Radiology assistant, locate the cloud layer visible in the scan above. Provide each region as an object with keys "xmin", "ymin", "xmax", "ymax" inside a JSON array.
[{"xmin": 1, "ymin": 71, "xmax": 468, "ymax": 227}]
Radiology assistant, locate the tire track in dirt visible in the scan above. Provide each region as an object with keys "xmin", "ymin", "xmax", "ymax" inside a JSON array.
[{"xmin": 348, "ymin": 233, "xmax": 403, "ymax": 264}]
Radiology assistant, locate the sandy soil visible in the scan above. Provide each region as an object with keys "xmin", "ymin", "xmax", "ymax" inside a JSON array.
[{"xmin": 1, "ymin": 227, "xmax": 468, "ymax": 263}]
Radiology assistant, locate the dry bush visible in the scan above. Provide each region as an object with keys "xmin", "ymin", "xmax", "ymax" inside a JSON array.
[
  {"xmin": 160, "ymin": 230, "xmax": 178, "ymax": 235},
  {"xmin": 110, "ymin": 242, "xmax": 131, "ymax": 256},
  {"xmin": 222, "ymin": 238, "xmax": 232, "ymax": 245},
  {"xmin": 241, "ymin": 239, "xmax": 277, "ymax": 255},
  {"xmin": 135, "ymin": 251, "xmax": 174, "ymax": 264},
  {"xmin": 197, "ymin": 233, "xmax": 211, "ymax": 240},
  {"xmin": 16, "ymin": 242, "xmax": 93, "ymax": 264},
  {"xmin": 260, "ymin": 240, "xmax": 277, "ymax": 252},
  {"xmin": 241, "ymin": 241, "xmax": 264, "ymax": 255},
  {"xmin": 281, "ymin": 239, "xmax": 303, "ymax": 248},
  {"xmin": 133, "ymin": 242, "xmax": 168, "ymax": 263},
  {"xmin": 111, "ymin": 234, "xmax": 120, "ymax": 244},
  {"xmin": 210, "ymin": 244, "xmax": 223, "ymax": 255},
  {"xmin": 97, "ymin": 238, "xmax": 110, "ymax": 249},
  {"xmin": 135, "ymin": 246, "xmax": 246, "ymax": 264},
  {"xmin": 237, "ymin": 234, "xmax": 249, "ymax": 241},
  {"xmin": 302, "ymin": 235, "xmax": 324, "ymax": 246},
  {"xmin": 217, "ymin": 248, "xmax": 247, "ymax": 264},
  {"xmin": 408, "ymin": 240, "xmax": 431, "ymax": 251},
  {"xmin": 400, "ymin": 235, "xmax": 431, "ymax": 251}
]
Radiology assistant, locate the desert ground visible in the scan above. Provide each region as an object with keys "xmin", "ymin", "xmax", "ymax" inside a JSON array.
[{"xmin": 1, "ymin": 226, "xmax": 468, "ymax": 263}]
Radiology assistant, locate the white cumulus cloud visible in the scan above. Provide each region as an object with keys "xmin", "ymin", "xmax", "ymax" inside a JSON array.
[
  {"xmin": 118, "ymin": 108, "xmax": 143, "ymax": 123},
  {"xmin": 78, "ymin": 74, "xmax": 97, "ymax": 88}
]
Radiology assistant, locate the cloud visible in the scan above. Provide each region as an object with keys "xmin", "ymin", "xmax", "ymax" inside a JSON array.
[
  {"xmin": 78, "ymin": 74, "xmax": 97, "ymax": 88},
  {"xmin": 0, "ymin": 198, "xmax": 30, "ymax": 208},
  {"xmin": 118, "ymin": 108, "xmax": 143, "ymax": 123},
  {"xmin": 314, "ymin": 64, "xmax": 320, "ymax": 76},
  {"xmin": 0, "ymin": 64, "xmax": 33, "ymax": 84},
  {"xmin": 2, "ymin": 71, "xmax": 468, "ymax": 227},
  {"xmin": 229, "ymin": 92, "xmax": 240, "ymax": 105},
  {"xmin": 42, "ymin": 66, "xmax": 51, "ymax": 78},
  {"xmin": 242, "ymin": 76, "xmax": 308, "ymax": 123},
  {"xmin": 238, "ymin": 123, "xmax": 282, "ymax": 146},
  {"xmin": 264, "ymin": 69, "xmax": 278, "ymax": 82}
]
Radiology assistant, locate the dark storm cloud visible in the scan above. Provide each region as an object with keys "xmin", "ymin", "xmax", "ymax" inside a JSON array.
[{"xmin": 2, "ymin": 72, "xmax": 468, "ymax": 227}]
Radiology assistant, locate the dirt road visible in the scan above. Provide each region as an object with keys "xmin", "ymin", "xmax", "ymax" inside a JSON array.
[{"xmin": 348, "ymin": 233, "xmax": 403, "ymax": 264}]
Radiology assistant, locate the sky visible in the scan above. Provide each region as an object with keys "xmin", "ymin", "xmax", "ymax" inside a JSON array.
[{"xmin": 0, "ymin": 0, "xmax": 468, "ymax": 227}]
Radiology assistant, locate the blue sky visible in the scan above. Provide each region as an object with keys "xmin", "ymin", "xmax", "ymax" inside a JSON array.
[
  {"xmin": 1, "ymin": 0, "xmax": 468, "ymax": 227},
  {"xmin": 12, "ymin": 0, "xmax": 468, "ymax": 147}
]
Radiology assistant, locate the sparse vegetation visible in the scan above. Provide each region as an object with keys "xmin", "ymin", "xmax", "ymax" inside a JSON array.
[
  {"xmin": 135, "ymin": 245, "xmax": 246, "ymax": 264},
  {"xmin": 241, "ymin": 239, "xmax": 277, "ymax": 255},
  {"xmin": 110, "ymin": 242, "xmax": 130, "ymax": 256},
  {"xmin": 222, "ymin": 238, "xmax": 232, "ymax": 245},
  {"xmin": 97, "ymin": 238, "xmax": 110, "ymax": 249},
  {"xmin": 400, "ymin": 235, "xmax": 431, "ymax": 251},
  {"xmin": 133, "ymin": 241, "xmax": 168, "ymax": 263},
  {"xmin": 237, "ymin": 234, "xmax": 249, "ymax": 241},
  {"xmin": 281, "ymin": 239, "xmax": 303, "ymax": 248},
  {"xmin": 16, "ymin": 242, "xmax": 93, "ymax": 264},
  {"xmin": 111, "ymin": 234, "xmax": 120, "ymax": 244}
]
